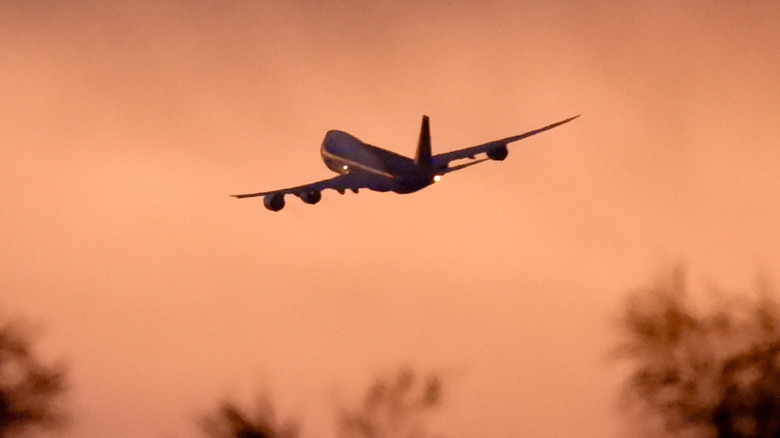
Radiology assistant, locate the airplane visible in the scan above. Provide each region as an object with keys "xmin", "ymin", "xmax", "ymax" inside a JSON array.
[{"xmin": 231, "ymin": 114, "xmax": 580, "ymax": 211}]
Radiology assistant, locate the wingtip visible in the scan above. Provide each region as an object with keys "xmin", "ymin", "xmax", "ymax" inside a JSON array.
[{"xmin": 555, "ymin": 114, "xmax": 581, "ymax": 126}]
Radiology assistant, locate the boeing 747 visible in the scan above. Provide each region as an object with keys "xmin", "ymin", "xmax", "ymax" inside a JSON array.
[{"xmin": 232, "ymin": 115, "xmax": 579, "ymax": 211}]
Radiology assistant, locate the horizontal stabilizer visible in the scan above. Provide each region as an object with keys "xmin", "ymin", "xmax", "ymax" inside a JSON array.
[{"xmin": 444, "ymin": 157, "xmax": 489, "ymax": 173}]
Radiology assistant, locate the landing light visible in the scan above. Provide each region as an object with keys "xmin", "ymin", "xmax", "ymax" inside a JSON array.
[
  {"xmin": 342, "ymin": 165, "xmax": 349, "ymax": 170},
  {"xmin": 433, "ymin": 175, "xmax": 442, "ymax": 182}
]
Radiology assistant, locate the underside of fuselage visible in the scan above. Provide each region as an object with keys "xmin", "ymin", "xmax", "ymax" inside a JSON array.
[{"xmin": 320, "ymin": 130, "xmax": 435, "ymax": 194}]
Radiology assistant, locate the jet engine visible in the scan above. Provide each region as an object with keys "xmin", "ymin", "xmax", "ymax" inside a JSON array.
[
  {"xmin": 298, "ymin": 190, "xmax": 322, "ymax": 205},
  {"xmin": 487, "ymin": 144, "xmax": 508, "ymax": 161},
  {"xmin": 263, "ymin": 193, "xmax": 285, "ymax": 211}
]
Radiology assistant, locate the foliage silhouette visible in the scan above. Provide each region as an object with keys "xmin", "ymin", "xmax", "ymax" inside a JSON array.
[
  {"xmin": 201, "ymin": 367, "xmax": 444, "ymax": 438},
  {"xmin": 201, "ymin": 394, "xmax": 299, "ymax": 438},
  {"xmin": 616, "ymin": 266, "xmax": 780, "ymax": 438},
  {"xmin": 337, "ymin": 367, "xmax": 443, "ymax": 438},
  {"xmin": 0, "ymin": 319, "xmax": 67, "ymax": 438}
]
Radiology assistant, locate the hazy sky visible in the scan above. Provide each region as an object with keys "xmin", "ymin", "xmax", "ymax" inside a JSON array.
[{"xmin": 2, "ymin": 1, "xmax": 779, "ymax": 437}]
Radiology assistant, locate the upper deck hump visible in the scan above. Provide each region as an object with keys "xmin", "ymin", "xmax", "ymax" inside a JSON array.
[{"xmin": 321, "ymin": 130, "xmax": 417, "ymax": 176}]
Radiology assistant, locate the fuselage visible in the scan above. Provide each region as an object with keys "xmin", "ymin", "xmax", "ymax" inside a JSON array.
[{"xmin": 320, "ymin": 130, "xmax": 436, "ymax": 194}]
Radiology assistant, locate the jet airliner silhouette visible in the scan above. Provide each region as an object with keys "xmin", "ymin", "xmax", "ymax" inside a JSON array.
[{"xmin": 232, "ymin": 115, "xmax": 579, "ymax": 211}]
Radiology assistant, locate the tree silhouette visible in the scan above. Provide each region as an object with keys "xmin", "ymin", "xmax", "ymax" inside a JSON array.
[
  {"xmin": 616, "ymin": 266, "xmax": 780, "ymax": 438},
  {"xmin": 201, "ymin": 394, "xmax": 299, "ymax": 438},
  {"xmin": 0, "ymin": 319, "xmax": 67, "ymax": 437},
  {"xmin": 202, "ymin": 367, "xmax": 444, "ymax": 438},
  {"xmin": 337, "ymin": 367, "xmax": 443, "ymax": 438}
]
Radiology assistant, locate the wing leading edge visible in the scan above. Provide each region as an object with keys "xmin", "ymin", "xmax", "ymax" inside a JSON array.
[{"xmin": 432, "ymin": 114, "xmax": 580, "ymax": 170}]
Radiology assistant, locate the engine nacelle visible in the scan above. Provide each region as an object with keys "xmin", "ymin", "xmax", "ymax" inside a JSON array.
[
  {"xmin": 298, "ymin": 190, "xmax": 322, "ymax": 205},
  {"xmin": 487, "ymin": 144, "xmax": 508, "ymax": 161},
  {"xmin": 263, "ymin": 193, "xmax": 285, "ymax": 211}
]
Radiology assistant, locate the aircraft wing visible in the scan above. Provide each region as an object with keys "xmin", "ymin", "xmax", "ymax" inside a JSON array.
[
  {"xmin": 230, "ymin": 172, "xmax": 363, "ymax": 199},
  {"xmin": 431, "ymin": 115, "xmax": 580, "ymax": 170}
]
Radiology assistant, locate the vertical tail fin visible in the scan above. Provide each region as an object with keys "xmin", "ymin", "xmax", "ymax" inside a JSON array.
[{"xmin": 414, "ymin": 115, "xmax": 431, "ymax": 167}]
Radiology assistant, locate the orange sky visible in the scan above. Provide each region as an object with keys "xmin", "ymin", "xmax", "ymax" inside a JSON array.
[{"xmin": 2, "ymin": 1, "xmax": 779, "ymax": 437}]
